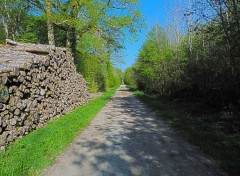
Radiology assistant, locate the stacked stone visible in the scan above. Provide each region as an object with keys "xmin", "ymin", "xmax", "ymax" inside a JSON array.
[{"xmin": 0, "ymin": 40, "xmax": 89, "ymax": 150}]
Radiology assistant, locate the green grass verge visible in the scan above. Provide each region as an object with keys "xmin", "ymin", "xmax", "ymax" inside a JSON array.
[
  {"xmin": 130, "ymin": 88, "xmax": 240, "ymax": 176},
  {"xmin": 0, "ymin": 87, "xmax": 117, "ymax": 176}
]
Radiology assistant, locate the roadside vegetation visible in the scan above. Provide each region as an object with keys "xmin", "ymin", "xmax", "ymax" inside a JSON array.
[
  {"xmin": 0, "ymin": 87, "xmax": 117, "ymax": 176},
  {"xmin": 125, "ymin": 1, "xmax": 240, "ymax": 175},
  {"xmin": 125, "ymin": 0, "xmax": 240, "ymax": 117},
  {"xmin": 129, "ymin": 88, "xmax": 240, "ymax": 176}
]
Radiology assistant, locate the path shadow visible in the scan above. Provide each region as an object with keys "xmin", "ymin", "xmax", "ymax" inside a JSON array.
[{"xmin": 68, "ymin": 90, "xmax": 226, "ymax": 176}]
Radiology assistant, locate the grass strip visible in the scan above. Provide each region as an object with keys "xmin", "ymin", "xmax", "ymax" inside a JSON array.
[
  {"xmin": 0, "ymin": 87, "xmax": 117, "ymax": 176},
  {"xmin": 130, "ymin": 88, "xmax": 240, "ymax": 176}
]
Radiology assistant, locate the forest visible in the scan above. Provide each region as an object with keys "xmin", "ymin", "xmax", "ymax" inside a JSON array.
[
  {"xmin": 0, "ymin": 0, "xmax": 142, "ymax": 92},
  {"xmin": 125, "ymin": 0, "xmax": 240, "ymax": 132},
  {"xmin": 0, "ymin": 0, "xmax": 240, "ymax": 175},
  {"xmin": 1, "ymin": 0, "xmax": 240, "ymax": 130}
]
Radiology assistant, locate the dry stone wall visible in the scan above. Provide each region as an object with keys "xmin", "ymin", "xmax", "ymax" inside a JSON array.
[{"xmin": 0, "ymin": 40, "xmax": 89, "ymax": 150}]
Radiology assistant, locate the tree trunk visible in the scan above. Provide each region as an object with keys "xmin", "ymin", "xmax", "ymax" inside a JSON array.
[
  {"xmin": 45, "ymin": 0, "xmax": 55, "ymax": 46},
  {"xmin": 69, "ymin": 3, "xmax": 78, "ymax": 63},
  {"xmin": 1, "ymin": 1, "xmax": 9, "ymax": 40},
  {"xmin": 187, "ymin": 0, "xmax": 193, "ymax": 59},
  {"xmin": 2, "ymin": 17, "xmax": 9, "ymax": 40},
  {"xmin": 69, "ymin": 27, "xmax": 76, "ymax": 59},
  {"xmin": 47, "ymin": 22, "xmax": 55, "ymax": 45}
]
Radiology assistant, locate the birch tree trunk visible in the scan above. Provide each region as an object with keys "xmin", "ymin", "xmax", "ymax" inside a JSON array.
[
  {"xmin": 2, "ymin": 17, "xmax": 9, "ymax": 40},
  {"xmin": 1, "ymin": 0, "xmax": 9, "ymax": 40},
  {"xmin": 187, "ymin": 0, "xmax": 193, "ymax": 58},
  {"xmin": 45, "ymin": 0, "xmax": 55, "ymax": 46}
]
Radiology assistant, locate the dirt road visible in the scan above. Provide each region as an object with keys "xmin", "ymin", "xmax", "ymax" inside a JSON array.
[{"xmin": 44, "ymin": 85, "xmax": 226, "ymax": 176}]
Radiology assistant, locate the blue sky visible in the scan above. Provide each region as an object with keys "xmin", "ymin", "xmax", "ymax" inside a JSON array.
[{"xmin": 118, "ymin": 0, "xmax": 183, "ymax": 71}]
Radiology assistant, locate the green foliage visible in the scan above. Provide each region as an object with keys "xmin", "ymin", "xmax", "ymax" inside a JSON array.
[
  {"xmin": 78, "ymin": 55, "xmax": 122, "ymax": 92},
  {"xmin": 133, "ymin": 24, "xmax": 185, "ymax": 95},
  {"xmin": 0, "ymin": 0, "xmax": 141, "ymax": 93},
  {"xmin": 0, "ymin": 87, "xmax": 117, "ymax": 176},
  {"xmin": 129, "ymin": 1, "xmax": 240, "ymax": 111},
  {"xmin": 18, "ymin": 16, "xmax": 48, "ymax": 44},
  {"xmin": 0, "ymin": 0, "xmax": 30, "ymax": 40},
  {"xmin": 25, "ymin": 0, "xmax": 142, "ymax": 60},
  {"xmin": 114, "ymin": 68, "xmax": 122, "ymax": 86},
  {"xmin": 77, "ymin": 32, "xmax": 122, "ymax": 92},
  {"xmin": 125, "ymin": 2, "xmax": 240, "ymax": 175},
  {"xmin": 124, "ymin": 67, "xmax": 136, "ymax": 88}
]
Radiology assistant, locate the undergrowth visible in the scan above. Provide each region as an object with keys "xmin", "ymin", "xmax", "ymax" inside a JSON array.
[{"xmin": 130, "ymin": 87, "xmax": 240, "ymax": 176}]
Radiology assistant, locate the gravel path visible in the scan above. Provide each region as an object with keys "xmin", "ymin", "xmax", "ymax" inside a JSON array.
[{"xmin": 44, "ymin": 85, "xmax": 227, "ymax": 176}]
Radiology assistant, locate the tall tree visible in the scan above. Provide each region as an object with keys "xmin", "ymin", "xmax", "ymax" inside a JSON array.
[
  {"xmin": 45, "ymin": 0, "xmax": 55, "ymax": 45},
  {"xmin": 0, "ymin": 0, "xmax": 29, "ymax": 41},
  {"xmin": 51, "ymin": 0, "xmax": 142, "ymax": 61}
]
